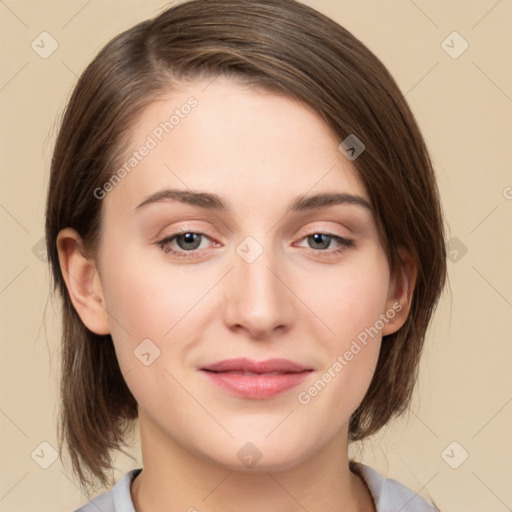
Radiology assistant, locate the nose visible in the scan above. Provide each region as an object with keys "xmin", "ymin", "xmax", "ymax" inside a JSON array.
[{"xmin": 222, "ymin": 243, "xmax": 295, "ymax": 340}]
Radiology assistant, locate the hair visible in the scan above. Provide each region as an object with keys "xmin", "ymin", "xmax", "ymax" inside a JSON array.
[{"xmin": 45, "ymin": 0, "xmax": 447, "ymax": 494}]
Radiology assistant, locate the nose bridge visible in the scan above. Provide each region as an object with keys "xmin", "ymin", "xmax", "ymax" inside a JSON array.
[{"xmin": 224, "ymin": 235, "xmax": 293, "ymax": 337}]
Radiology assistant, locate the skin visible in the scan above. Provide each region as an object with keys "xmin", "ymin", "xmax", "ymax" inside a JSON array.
[{"xmin": 57, "ymin": 76, "xmax": 416, "ymax": 512}]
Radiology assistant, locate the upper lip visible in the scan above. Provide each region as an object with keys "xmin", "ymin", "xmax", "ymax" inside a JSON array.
[{"xmin": 201, "ymin": 358, "xmax": 310, "ymax": 374}]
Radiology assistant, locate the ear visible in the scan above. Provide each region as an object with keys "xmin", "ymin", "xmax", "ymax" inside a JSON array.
[
  {"xmin": 382, "ymin": 248, "xmax": 417, "ymax": 336},
  {"xmin": 56, "ymin": 228, "xmax": 110, "ymax": 335}
]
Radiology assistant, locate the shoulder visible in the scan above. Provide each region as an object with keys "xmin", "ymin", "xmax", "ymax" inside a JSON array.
[
  {"xmin": 72, "ymin": 468, "xmax": 142, "ymax": 512},
  {"xmin": 353, "ymin": 463, "xmax": 438, "ymax": 512}
]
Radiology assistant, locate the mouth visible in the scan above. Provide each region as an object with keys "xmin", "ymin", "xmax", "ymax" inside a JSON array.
[{"xmin": 200, "ymin": 358, "xmax": 313, "ymax": 399}]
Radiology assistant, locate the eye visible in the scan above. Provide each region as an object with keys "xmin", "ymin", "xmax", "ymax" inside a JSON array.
[
  {"xmin": 295, "ymin": 233, "xmax": 354, "ymax": 255},
  {"xmin": 155, "ymin": 231, "xmax": 354, "ymax": 260},
  {"xmin": 156, "ymin": 232, "xmax": 216, "ymax": 258}
]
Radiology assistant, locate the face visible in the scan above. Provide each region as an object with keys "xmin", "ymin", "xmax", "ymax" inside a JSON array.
[{"xmin": 90, "ymin": 77, "xmax": 403, "ymax": 471}]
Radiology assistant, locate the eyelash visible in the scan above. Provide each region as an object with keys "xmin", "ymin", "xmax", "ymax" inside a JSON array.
[{"xmin": 155, "ymin": 231, "xmax": 354, "ymax": 259}]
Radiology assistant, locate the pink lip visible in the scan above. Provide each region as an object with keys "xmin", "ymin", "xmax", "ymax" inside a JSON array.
[{"xmin": 201, "ymin": 358, "xmax": 313, "ymax": 399}]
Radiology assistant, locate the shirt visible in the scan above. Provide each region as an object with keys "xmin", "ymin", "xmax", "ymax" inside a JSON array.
[{"xmin": 74, "ymin": 463, "xmax": 437, "ymax": 511}]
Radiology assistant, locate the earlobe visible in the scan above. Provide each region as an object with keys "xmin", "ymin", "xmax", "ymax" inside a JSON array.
[
  {"xmin": 56, "ymin": 228, "xmax": 110, "ymax": 335},
  {"xmin": 382, "ymin": 248, "xmax": 417, "ymax": 336}
]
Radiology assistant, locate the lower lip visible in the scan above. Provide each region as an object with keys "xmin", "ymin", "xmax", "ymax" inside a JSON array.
[{"xmin": 202, "ymin": 371, "xmax": 311, "ymax": 399}]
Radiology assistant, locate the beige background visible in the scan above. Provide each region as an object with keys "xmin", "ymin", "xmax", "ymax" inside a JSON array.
[{"xmin": 1, "ymin": 0, "xmax": 511, "ymax": 510}]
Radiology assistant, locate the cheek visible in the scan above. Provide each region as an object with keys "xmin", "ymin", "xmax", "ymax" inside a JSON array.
[
  {"xmin": 101, "ymin": 248, "xmax": 204, "ymax": 337},
  {"xmin": 98, "ymin": 247, "xmax": 217, "ymax": 398},
  {"xmin": 98, "ymin": 252, "xmax": 174, "ymax": 372},
  {"xmin": 297, "ymin": 254, "xmax": 389, "ymax": 408},
  {"xmin": 306, "ymin": 256, "xmax": 391, "ymax": 346}
]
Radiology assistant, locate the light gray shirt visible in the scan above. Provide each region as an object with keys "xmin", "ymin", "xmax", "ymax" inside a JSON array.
[{"xmin": 74, "ymin": 463, "xmax": 437, "ymax": 511}]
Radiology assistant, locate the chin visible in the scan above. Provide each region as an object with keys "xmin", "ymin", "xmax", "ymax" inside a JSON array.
[{"xmin": 196, "ymin": 434, "xmax": 318, "ymax": 474}]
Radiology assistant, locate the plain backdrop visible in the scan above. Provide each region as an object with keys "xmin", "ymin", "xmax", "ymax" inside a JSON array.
[{"xmin": 0, "ymin": 1, "xmax": 511, "ymax": 510}]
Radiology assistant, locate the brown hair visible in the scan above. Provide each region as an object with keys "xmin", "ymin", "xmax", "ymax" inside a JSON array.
[{"xmin": 45, "ymin": 0, "xmax": 447, "ymax": 494}]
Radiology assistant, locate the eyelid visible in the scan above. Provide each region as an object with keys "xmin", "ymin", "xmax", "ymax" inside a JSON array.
[
  {"xmin": 292, "ymin": 231, "xmax": 354, "ymax": 253},
  {"xmin": 295, "ymin": 222, "xmax": 354, "ymax": 240},
  {"xmin": 155, "ymin": 221, "xmax": 211, "ymax": 236}
]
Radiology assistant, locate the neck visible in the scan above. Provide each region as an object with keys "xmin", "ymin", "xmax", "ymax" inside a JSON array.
[{"xmin": 131, "ymin": 411, "xmax": 375, "ymax": 512}]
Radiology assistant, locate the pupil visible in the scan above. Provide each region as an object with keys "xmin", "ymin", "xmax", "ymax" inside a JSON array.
[
  {"xmin": 179, "ymin": 233, "xmax": 201, "ymax": 250},
  {"xmin": 310, "ymin": 233, "xmax": 330, "ymax": 250}
]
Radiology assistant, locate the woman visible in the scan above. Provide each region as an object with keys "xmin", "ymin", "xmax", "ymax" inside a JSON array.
[{"xmin": 45, "ymin": 0, "xmax": 446, "ymax": 510}]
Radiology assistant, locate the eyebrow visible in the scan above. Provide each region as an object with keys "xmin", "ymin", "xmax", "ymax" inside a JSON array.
[{"xmin": 135, "ymin": 189, "xmax": 371, "ymax": 212}]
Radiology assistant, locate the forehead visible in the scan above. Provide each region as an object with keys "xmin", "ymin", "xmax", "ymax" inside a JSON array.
[{"xmin": 104, "ymin": 77, "xmax": 368, "ymax": 216}]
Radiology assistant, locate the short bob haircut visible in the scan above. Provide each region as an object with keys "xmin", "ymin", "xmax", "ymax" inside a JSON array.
[{"xmin": 45, "ymin": 0, "xmax": 447, "ymax": 494}]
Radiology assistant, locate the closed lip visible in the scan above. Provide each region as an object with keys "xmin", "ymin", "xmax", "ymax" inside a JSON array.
[{"xmin": 201, "ymin": 357, "xmax": 312, "ymax": 374}]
